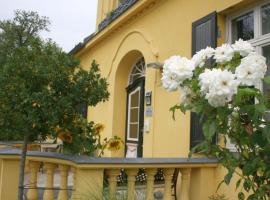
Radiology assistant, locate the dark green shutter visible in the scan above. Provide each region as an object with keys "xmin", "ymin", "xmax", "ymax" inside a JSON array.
[{"xmin": 190, "ymin": 12, "xmax": 217, "ymax": 149}]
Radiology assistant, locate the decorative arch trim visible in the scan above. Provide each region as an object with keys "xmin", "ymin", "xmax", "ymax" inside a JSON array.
[{"xmin": 107, "ymin": 30, "xmax": 159, "ymax": 78}]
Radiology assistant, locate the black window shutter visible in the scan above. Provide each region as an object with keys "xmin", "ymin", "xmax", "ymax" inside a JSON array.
[{"xmin": 190, "ymin": 12, "xmax": 217, "ymax": 149}]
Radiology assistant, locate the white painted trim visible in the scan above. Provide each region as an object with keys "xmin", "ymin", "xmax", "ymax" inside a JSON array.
[
  {"xmin": 127, "ymin": 57, "xmax": 145, "ymax": 85},
  {"xmin": 226, "ymin": 0, "xmax": 270, "ymax": 44},
  {"xmin": 127, "ymin": 87, "xmax": 141, "ymax": 141}
]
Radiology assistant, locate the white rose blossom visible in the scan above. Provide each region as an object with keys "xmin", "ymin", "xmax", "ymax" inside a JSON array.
[
  {"xmin": 192, "ymin": 47, "xmax": 215, "ymax": 67},
  {"xmin": 162, "ymin": 41, "xmax": 267, "ymax": 107},
  {"xmin": 214, "ymin": 44, "xmax": 234, "ymax": 64},
  {"xmin": 206, "ymin": 94, "xmax": 228, "ymax": 108},
  {"xmin": 162, "ymin": 56, "xmax": 195, "ymax": 91},
  {"xmin": 161, "ymin": 71, "xmax": 180, "ymax": 91},
  {"xmin": 232, "ymin": 39, "xmax": 254, "ymax": 57},
  {"xmin": 198, "ymin": 69, "xmax": 217, "ymax": 94},
  {"xmin": 235, "ymin": 52, "xmax": 267, "ymax": 86},
  {"xmin": 199, "ymin": 69, "xmax": 239, "ymax": 107}
]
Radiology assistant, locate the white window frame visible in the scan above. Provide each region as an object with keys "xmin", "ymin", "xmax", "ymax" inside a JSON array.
[
  {"xmin": 226, "ymin": 0, "xmax": 270, "ymax": 151},
  {"xmin": 226, "ymin": 0, "xmax": 270, "ymax": 45},
  {"xmin": 127, "ymin": 57, "xmax": 145, "ymax": 85},
  {"xmin": 127, "ymin": 87, "xmax": 141, "ymax": 141}
]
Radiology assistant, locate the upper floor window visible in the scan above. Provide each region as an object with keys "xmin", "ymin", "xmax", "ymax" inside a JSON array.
[
  {"xmin": 231, "ymin": 11, "xmax": 254, "ymax": 41},
  {"xmin": 262, "ymin": 3, "xmax": 270, "ymax": 35},
  {"xmin": 227, "ymin": 1, "xmax": 270, "ymax": 44}
]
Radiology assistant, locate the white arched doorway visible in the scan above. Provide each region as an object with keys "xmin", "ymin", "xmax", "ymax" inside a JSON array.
[{"xmin": 125, "ymin": 57, "xmax": 145, "ymax": 158}]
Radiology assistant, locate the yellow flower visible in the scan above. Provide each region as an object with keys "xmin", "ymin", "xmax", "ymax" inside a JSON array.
[
  {"xmin": 32, "ymin": 102, "xmax": 40, "ymax": 108},
  {"xmin": 107, "ymin": 137, "xmax": 123, "ymax": 151},
  {"xmin": 94, "ymin": 123, "xmax": 105, "ymax": 135},
  {"xmin": 58, "ymin": 130, "xmax": 73, "ymax": 143}
]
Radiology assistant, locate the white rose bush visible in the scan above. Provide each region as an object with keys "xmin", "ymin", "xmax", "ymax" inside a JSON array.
[{"xmin": 162, "ymin": 39, "xmax": 270, "ymax": 200}]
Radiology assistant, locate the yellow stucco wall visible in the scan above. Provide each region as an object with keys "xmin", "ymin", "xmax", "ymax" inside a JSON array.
[{"xmin": 77, "ymin": 0, "xmax": 256, "ymax": 158}]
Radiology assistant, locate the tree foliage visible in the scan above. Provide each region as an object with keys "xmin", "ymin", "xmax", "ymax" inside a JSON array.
[
  {"xmin": 0, "ymin": 10, "xmax": 113, "ymax": 200},
  {"xmin": 0, "ymin": 10, "xmax": 110, "ymax": 153}
]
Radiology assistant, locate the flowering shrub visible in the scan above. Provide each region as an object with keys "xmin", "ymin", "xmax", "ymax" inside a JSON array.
[
  {"xmin": 57, "ymin": 119, "xmax": 123, "ymax": 156},
  {"xmin": 162, "ymin": 39, "xmax": 270, "ymax": 200}
]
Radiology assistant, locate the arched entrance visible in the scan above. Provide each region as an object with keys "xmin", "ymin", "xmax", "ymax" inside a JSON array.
[{"xmin": 125, "ymin": 57, "xmax": 145, "ymax": 158}]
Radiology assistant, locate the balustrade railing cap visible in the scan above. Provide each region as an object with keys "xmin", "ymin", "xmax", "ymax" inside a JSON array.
[{"xmin": 0, "ymin": 148, "xmax": 218, "ymax": 165}]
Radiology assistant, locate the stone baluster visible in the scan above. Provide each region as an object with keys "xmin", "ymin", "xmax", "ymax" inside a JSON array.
[
  {"xmin": 107, "ymin": 169, "xmax": 120, "ymax": 199},
  {"xmin": 27, "ymin": 161, "xmax": 41, "ymax": 200},
  {"xmin": 179, "ymin": 168, "xmax": 191, "ymax": 200},
  {"xmin": 57, "ymin": 165, "xmax": 69, "ymax": 200},
  {"xmin": 126, "ymin": 169, "xmax": 137, "ymax": 200},
  {"xmin": 70, "ymin": 167, "xmax": 77, "ymax": 199},
  {"xmin": 43, "ymin": 163, "xmax": 57, "ymax": 200},
  {"xmin": 146, "ymin": 169, "xmax": 157, "ymax": 200},
  {"xmin": 163, "ymin": 168, "xmax": 175, "ymax": 200}
]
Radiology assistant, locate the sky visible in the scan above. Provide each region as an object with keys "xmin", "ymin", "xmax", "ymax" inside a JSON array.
[{"xmin": 0, "ymin": 0, "xmax": 98, "ymax": 52}]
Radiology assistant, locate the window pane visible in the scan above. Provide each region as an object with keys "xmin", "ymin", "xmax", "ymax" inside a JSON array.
[
  {"xmin": 232, "ymin": 12, "xmax": 254, "ymax": 42},
  {"xmin": 129, "ymin": 57, "xmax": 145, "ymax": 85},
  {"xmin": 263, "ymin": 45, "xmax": 270, "ymax": 100},
  {"xmin": 129, "ymin": 124, "xmax": 138, "ymax": 139},
  {"xmin": 131, "ymin": 90, "xmax": 139, "ymax": 107},
  {"xmin": 130, "ymin": 108, "xmax": 139, "ymax": 123},
  {"xmin": 262, "ymin": 3, "xmax": 270, "ymax": 35}
]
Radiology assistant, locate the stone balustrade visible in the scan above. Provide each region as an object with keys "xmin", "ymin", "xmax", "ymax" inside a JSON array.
[{"xmin": 0, "ymin": 148, "xmax": 218, "ymax": 200}]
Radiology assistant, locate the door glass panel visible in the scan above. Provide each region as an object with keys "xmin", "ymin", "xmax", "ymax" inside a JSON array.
[
  {"xmin": 131, "ymin": 90, "xmax": 140, "ymax": 107},
  {"xmin": 262, "ymin": 3, "xmax": 270, "ymax": 35},
  {"xmin": 232, "ymin": 12, "xmax": 254, "ymax": 42},
  {"xmin": 130, "ymin": 108, "xmax": 139, "ymax": 123},
  {"xmin": 128, "ymin": 88, "xmax": 141, "ymax": 140},
  {"xmin": 129, "ymin": 124, "xmax": 138, "ymax": 139},
  {"xmin": 263, "ymin": 45, "xmax": 270, "ymax": 100}
]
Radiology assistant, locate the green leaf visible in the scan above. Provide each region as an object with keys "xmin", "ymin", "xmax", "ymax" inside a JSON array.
[
  {"xmin": 243, "ymin": 180, "xmax": 252, "ymax": 192},
  {"xmin": 224, "ymin": 171, "xmax": 233, "ymax": 185},
  {"xmin": 216, "ymin": 180, "xmax": 225, "ymax": 192},
  {"xmin": 170, "ymin": 104, "xmax": 181, "ymax": 120},
  {"xmin": 263, "ymin": 76, "xmax": 270, "ymax": 85},
  {"xmin": 203, "ymin": 120, "xmax": 216, "ymax": 141},
  {"xmin": 235, "ymin": 179, "xmax": 242, "ymax": 190},
  {"xmin": 238, "ymin": 192, "xmax": 245, "ymax": 200},
  {"xmin": 235, "ymin": 87, "xmax": 257, "ymax": 105},
  {"xmin": 247, "ymin": 194, "xmax": 257, "ymax": 200},
  {"xmin": 250, "ymin": 132, "xmax": 266, "ymax": 147},
  {"xmin": 262, "ymin": 124, "xmax": 270, "ymax": 141}
]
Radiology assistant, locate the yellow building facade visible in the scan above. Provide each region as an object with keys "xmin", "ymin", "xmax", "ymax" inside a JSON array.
[
  {"xmin": 1, "ymin": 1, "xmax": 270, "ymax": 199},
  {"xmin": 73, "ymin": 0, "xmax": 268, "ymax": 156},
  {"xmin": 70, "ymin": 0, "xmax": 270, "ymax": 199}
]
